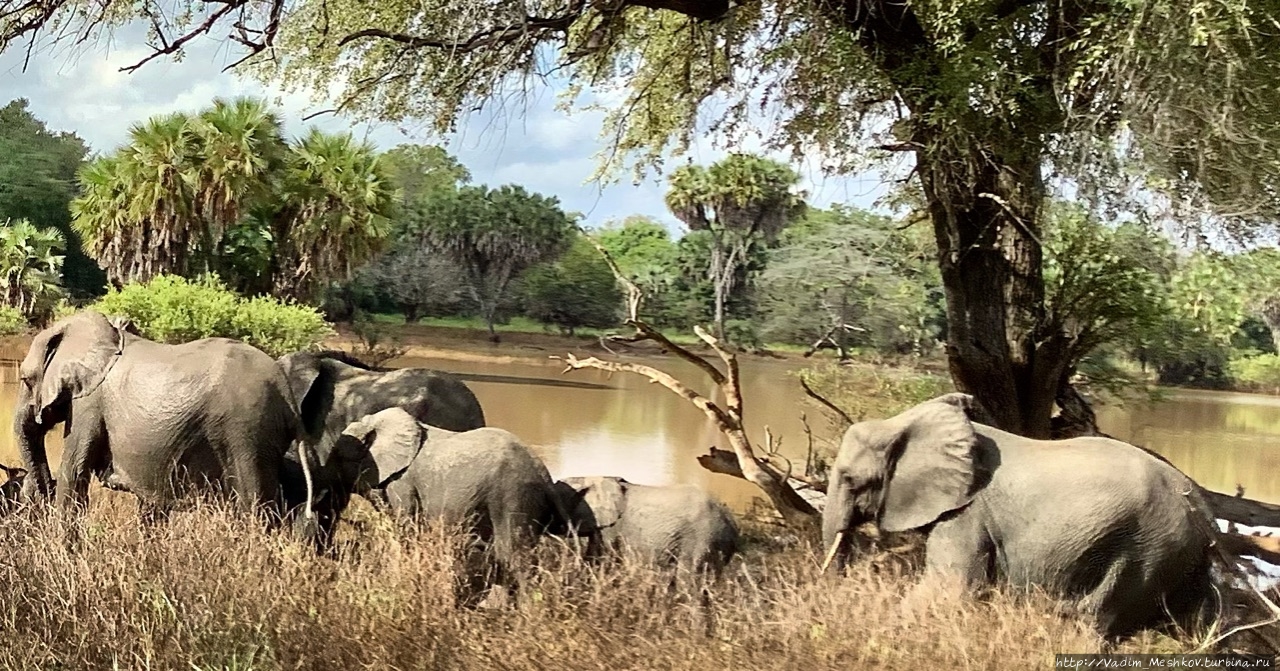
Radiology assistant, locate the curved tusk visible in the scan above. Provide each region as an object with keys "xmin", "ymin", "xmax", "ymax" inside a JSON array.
[{"xmin": 820, "ymin": 530, "xmax": 846, "ymax": 574}]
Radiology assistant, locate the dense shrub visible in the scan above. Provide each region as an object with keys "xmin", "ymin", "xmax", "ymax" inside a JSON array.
[
  {"xmin": 522, "ymin": 236, "xmax": 622, "ymax": 335},
  {"xmin": 89, "ymin": 274, "xmax": 334, "ymax": 356},
  {"xmin": 1229, "ymin": 354, "xmax": 1280, "ymax": 394},
  {"xmin": 0, "ymin": 305, "xmax": 27, "ymax": 335}
]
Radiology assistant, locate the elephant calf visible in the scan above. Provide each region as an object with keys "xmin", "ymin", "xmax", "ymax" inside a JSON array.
[
  {"xmin": 324, "ymin": 407, "xmax": 573, "ymax": 605},
  {"xmin": 555, "ymin": 475, "xmax": 741, "ymax": 575}
]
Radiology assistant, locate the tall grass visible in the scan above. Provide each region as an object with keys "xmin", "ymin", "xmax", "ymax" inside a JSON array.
[{"xmin": 0, "ymin": 491, "xmax": 1200, "ymax": 670}]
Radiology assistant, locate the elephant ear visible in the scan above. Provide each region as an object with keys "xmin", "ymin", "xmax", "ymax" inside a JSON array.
[
  {"xmin": 575, "ymin": 476, "xmax": 628, "ymax": 530},
  {"xmin": 277, "ymin": 352, "xmax": 328, "ymax": 437},
  {"xmin": 344, "ymin": 408, "xmax": 424, "ymax": 490},
  {"xmin": 21, "ymin": 311, "xmax": 129, "ymax": 421},
  {"xmin": 878, "ymin": 395, "xmax": 982, "ymax": 533}
]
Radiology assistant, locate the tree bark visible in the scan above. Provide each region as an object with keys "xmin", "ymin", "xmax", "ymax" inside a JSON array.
[
  {"xmin": 918, "ymin": 136, "xmax": 1069, "ymax": 439},
  {"xmin": 402, "ymin": 304, "xmax": 421, "ymax": 324},
  {"xmin": 1204, "ymin": 489, "xmax": 1280, "ymax": 529}
]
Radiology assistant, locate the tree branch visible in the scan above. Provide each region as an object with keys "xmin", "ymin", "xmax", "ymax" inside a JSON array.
[
  {"xmin": 694, "ymin": 324, "xmax": 741, "ymax": 420},
  {"xmin": 558, "ymin": 353, "xmax": 737, "ymax": 428},
  {"xmin": 799, "ymin": 376, "xmax": 854, "ymax": 425},
  {"xmin": 117, "ymin": 0, "xmax": 286, "ymax": 73},
  {"xmin": 583, "ymin": 232, "xmax": 730, "ymax": 387},
  {"xmin": 338, "ymin": 3, "xmax": 588, "ymax": 50}
]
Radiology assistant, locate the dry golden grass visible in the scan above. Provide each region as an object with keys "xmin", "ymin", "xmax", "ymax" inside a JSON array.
[{"xmin": 0, "ymin": 493, "xmax": 1210, "ymax": 671}]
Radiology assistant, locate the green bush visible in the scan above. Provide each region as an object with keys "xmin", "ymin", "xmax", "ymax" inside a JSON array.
[
  {"xmin": 89, "ymin": 274, "xmax": 334, "ymax": 357},
  {"xmin": 1229, "ymin": 353, "xmax": 1280, "ymax": 394},
  {"xmin": 0, "ymin": 306, "xmax": 28, "ymax": 336}
]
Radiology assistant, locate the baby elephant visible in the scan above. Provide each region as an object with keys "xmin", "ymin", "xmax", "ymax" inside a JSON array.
[
  {"xmin": 333, "ymin": 408, "xmax": 573, "ymax": 605},
  {"xmin": 556, "ymin": 475, "xmax": 741, "ymax": 575}
]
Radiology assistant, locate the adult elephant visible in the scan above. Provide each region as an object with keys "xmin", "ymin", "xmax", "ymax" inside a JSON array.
[
  {"xmin": 276, "ymin": 350, "xmax": 485, "ymax": 456},
  {"xmin": 554, "ymin": 475, "xmax": 740, "ymax": 575},
  {"xmin": 275, "ymin": 350, "xmax": 484, "ymax": 535},
  {"xmin": 12, "ymin": 311, "xmax": 315, "ymax": 525},
  {"xmin": 326, "ymin": 407, "xmax": 573, "ymax": 605},
  {"xmin": 821, "ymin": 392, "xmax": 1218, "ymax": 640}
]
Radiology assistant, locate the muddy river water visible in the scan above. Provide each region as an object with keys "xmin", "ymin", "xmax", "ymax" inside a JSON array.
[{"xmin": 1, "ymin": 356, "xmax": 1277, "ymax": 510}]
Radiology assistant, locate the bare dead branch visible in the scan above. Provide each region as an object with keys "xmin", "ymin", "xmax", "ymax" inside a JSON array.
[
  {"xmin": 799, "ymin": 376, "xmax": 854, "ymax": 426},
  {"xmin": 583, "ymin": 235, "xmax": 731, "ymax": 387},
  {"xmin": 694, "ymin": 324, "xmax": 741, "ymax": 420},
  {"xmin": 583, "ymin": 234, "xmax": 643, "ymax": 321},
  {"xmin": 559, "ymin": 340, "xmax": 820, "ymax": 529},
  {"xmin": 558, "ymin": 353, "xmax": 736, "ymax": 428}
]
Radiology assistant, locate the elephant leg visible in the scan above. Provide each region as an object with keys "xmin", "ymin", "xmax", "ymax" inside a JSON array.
[
  {"xmin": 922, "ymin": 513, "xmax": 994, "ymax": 589},
  {"xmin": 220, "ymin": 437, "xmax": 283, "ymax": 526},
  {"xmin": 55, "ymin": 411, "xmax": 107, "ymax": 511},
  {"xmin": 1073, "ymin": 557, "xmax": 1144, "ymax": 640}
]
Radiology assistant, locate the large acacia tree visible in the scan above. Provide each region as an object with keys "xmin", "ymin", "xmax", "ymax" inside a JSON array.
[
  {"xmin": 410, "ymin": 184, "xmax": 577, "ymax": 341},
  {"xmin": 665, "ymin": 153, "xmax": 805, "ymax": 341},
  {"xmin": 7, "ymin": 0, "xmax": 1280, "ymax": 436}
]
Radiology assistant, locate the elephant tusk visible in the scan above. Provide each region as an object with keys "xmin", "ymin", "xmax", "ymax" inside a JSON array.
[{"xmin": 820, "ymin": 530, "xmax": 846, "ymax": 574}]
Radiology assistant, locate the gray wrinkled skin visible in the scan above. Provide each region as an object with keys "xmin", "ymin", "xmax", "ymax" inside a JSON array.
[
  {"xmin": 13, "ymin": 311, "xmax": 307, "ymax": 523},
  {"xmin": 555, "ymin": 475, "xmax": 741, "ymax": 576},
  {"xmin": 275, "ymin": 351, "xmax": 487, "ymax": 546},
  {"xmin": 328, "ymin": 408, "xmax": 572, "ymax": 605},
  {"xmin": 821, "ymin": 393, "xmax": 1217, "ymax": 640}
]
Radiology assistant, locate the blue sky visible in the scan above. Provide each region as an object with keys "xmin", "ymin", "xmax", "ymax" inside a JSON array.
[{"xmin": 0, "ymin": 28, "xmax": 900, "ymax": 236}]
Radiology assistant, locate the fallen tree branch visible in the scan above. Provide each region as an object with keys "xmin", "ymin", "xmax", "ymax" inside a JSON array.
[
  {"xmin": 696, "ymin": 446, "xmax": 827, "ymax": 511},
  {"xmin": 564, "ymin": 238, "xmax": 823, "ymax": 530},
  {"xmin": 560, "ymin": 352, "xmax": 820, "ymax": 528},
  {"xmin": 1203, "ymin": 489, "xmax": 1280, "ymax": 529}
]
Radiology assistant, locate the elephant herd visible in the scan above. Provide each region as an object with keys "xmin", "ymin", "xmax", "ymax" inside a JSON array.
[
  {"xmin": 0, "ymin": 311, "xmax": 1232, "ymax": 641},
  {"xmin": 3, "ymin": 311, "xmax": 742, "ymax": 603}
]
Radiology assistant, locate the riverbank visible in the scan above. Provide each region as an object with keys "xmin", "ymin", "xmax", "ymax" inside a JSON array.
[
  {"xmin": 0, "ymin": 318, "xmax": 945, "ymax": 370},
  {"xmin": 332, "ymin": 318, "xmax": 955, "ymax": 372}
]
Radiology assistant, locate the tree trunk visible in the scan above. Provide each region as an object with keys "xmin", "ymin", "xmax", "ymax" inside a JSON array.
[
  {"xmin": 1260, "ymin": 298, "xmax": 1280, "ymax": 352},
  {"xmin": 402, "ymin": 304, "xmax": 421, "ymax": 324},
  {"xmin": 918, "ymin": 137, "xmax": 1069, "ymax": 439},
  {"xmin": 482, "ymin": 304, "xmax": 500, "ymax": 343},
  {"xmin": 712, "ymin": 269, "xmax": 728, "ymax": 341}
]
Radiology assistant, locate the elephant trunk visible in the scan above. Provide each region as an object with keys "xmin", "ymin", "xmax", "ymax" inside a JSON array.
[
  {"xmin": 11, "ymin": 390, "xmax": 53, "ymax": 500},
  {"xmin": 821, "ymin": 483, "xmax": 857, "ymax": 574}
]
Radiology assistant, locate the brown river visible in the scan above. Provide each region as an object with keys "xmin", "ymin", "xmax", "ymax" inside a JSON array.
[{"xmin": 1, "ymin": 356, "xmax": 1279, "ymax": 509}]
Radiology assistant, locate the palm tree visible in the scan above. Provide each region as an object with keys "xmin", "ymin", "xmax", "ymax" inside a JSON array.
[
  {"xmin": 269, "ymin": 129, "xmax": 395, "ymax": 302},
  {"xmin": 71, "ymin": 113, "xmax": 200, "ymax": 286},
  {"xmin": 189, "ymin": 97, "xmax": 287, "ymax": 267},
  {"xmin": 72, "ymin": 98, "xmax": 394, "ymax": 301},
  {"xmin": 0, "ymin": 218, "xmax": 66, "ymax": 321},
  {"xmin": 72, "ymin": 155, "xmax": 138, "ymax": 288},
  {"xmin": 664, "ymin": 153, "xmax": 806, "ymax": 340}
]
